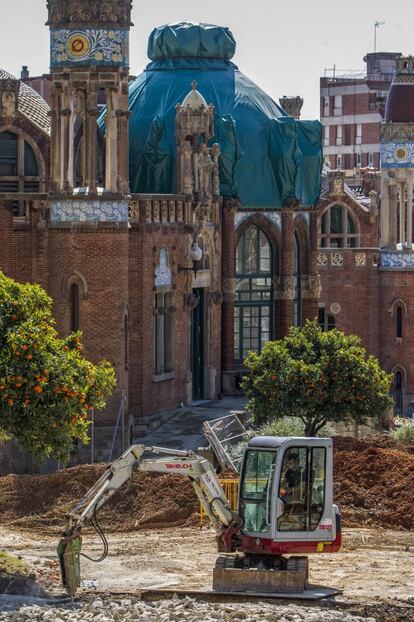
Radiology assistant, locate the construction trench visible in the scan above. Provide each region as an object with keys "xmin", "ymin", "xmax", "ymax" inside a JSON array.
[{"xmin": 0, "ymin": 436, "xmax": 414, "ymax": 621}]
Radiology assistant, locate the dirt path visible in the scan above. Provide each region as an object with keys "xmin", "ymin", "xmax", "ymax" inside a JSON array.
[{"xmin": 1, "ymin": 525, "xmax": 413, "ymax": 606}]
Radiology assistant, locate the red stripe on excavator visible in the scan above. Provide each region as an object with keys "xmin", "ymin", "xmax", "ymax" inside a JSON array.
[{"xmin": 239, "ymin": 532, "xmax": 342, "ymax": 555}]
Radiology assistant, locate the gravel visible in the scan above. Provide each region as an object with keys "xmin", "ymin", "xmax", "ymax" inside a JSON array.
[{"xmin": 0, "ymin": 596, "xmax": 378, "ymax": 622}]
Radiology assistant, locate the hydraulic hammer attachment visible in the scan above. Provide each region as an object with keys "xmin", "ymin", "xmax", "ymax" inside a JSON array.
[{"xmin": 57, "ymin": 533, "xmax": 82, "ymax": 597}]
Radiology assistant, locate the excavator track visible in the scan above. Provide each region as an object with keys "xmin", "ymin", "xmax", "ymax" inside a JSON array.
[{"xmin": 213, "ymin": 555, "xmax": 310, "ymax": 595}]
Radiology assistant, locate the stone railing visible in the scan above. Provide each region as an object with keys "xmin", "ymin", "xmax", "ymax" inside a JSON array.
[{"xmin": 129, "ymin": 195, "xmax": 219, "ymax": 225}]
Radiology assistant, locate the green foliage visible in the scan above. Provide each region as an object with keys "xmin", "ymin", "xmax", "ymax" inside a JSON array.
[
  {"xmin": 390, "ymin": 423, "xmax": 414, "ymax": 443},
  {"xmin": 242, "ymin": 320, "xmax": 393, "ymax": 437},
  {"xmin": 258, "ymin": 417, "xmax": 334, "ymax": 438},
  {"xmin": 0, "ymin": 272, "xmax": 116, "ymax": 462}
]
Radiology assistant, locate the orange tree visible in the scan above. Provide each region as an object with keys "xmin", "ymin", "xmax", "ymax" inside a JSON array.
[
  {"xmin": 0, "ymin": 272, "xmax": 115, "ymax": 461},
  {"xmin": 242, "ymin": 320, "xmax": 393, "ymax": 436}
]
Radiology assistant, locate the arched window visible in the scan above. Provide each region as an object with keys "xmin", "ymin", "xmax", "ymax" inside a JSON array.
[
  {"xmin": 319, "ymin": 204, "xmax": 357, "ymax": 248},
  {"xmin": 396, "ymin": 305, "xmax": 403, "ymax": 339},
  {"xmin": 234, "ymin": 226, "xmax": 273, "ymax": 363},
  {"xmin": 0, "ymin": 131, "xmax": 40, "ymax": 216},
  {"xmin": 293, "ymin": 232, "xmax": 302, "ymax": 327},
  {"xmin": 70, "ymin": 284, "xmax": 80, "ymax": 332},
  {"xmin": 394, "ymin": 370, "xmax": 404, "ymax": 414}
]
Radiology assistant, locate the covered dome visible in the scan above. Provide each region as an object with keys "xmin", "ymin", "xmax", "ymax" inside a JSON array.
[
  {"xmin": 385, "ymin": 56, "xmax": 414, "ymax": 123},
  {"xmin": 127, "ymin": 22, "xmax": 322, "ymax": 209},
  {"xmin": 0, "ymin": 69, "xmax": 50, "ymax": 134}
]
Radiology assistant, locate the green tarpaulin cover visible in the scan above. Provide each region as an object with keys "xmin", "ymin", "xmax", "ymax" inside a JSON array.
[{"xmin": 123, "ymin": 22, "xmax": 322, "ymax": 208}]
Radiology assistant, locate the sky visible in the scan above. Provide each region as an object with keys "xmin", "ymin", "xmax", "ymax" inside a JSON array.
[{"xmin": 0, "ymin": 0, "xmax": 413, "ymax": 118}]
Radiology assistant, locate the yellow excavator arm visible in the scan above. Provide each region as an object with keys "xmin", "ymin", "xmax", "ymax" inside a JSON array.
[{"xmin": 58, "ymin": 444, "xmax": 239, "ymax": 596}]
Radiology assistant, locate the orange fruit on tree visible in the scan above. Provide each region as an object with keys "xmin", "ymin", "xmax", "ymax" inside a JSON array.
[{"xmin": 34, "ymin": 385, "xmax": 43, "ymax": 394}]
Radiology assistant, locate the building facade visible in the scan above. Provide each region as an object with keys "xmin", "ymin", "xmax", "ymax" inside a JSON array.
[
  {"xmin": 0, "ymin": 7, "xmax": 322, "ymax": 470},
  {"xmin": 318, "ymin": 56, "xmax": 414, "ymax": 416},
  {"xmin": 320, "ymin": 52, "xmax": 400, "ymax": 172}
]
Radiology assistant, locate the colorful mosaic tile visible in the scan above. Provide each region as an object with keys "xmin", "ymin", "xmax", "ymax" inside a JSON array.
[
  {"xmin": 51, "ymin": 200, "xmax": 129, "ymax": 222},
  {"xmin": 50, "ymin": 29, "xmax": 129, "ymax": 67}
]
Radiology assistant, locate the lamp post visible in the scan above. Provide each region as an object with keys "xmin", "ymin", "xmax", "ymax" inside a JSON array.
[{"xmin": 178, "ymin": 241, "xmax": 203, "ymax": 277}]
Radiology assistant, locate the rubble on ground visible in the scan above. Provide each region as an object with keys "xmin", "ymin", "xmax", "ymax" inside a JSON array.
[
  {"xmin": 0, "ymin": 596, "xmax": 378, "ymax": 622},
  {"xmin": 0, "ymin": 435, "xmax": 413, "ymax": 532}
]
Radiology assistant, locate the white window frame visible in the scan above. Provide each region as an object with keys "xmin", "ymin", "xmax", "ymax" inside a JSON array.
[
  {"xmin": 336, "ymin": 154, "xmax": 342, "ymax": 169},
  {"xmin": 368, "ymin": 152, "xmax": 375, "ymax": 167},
  {"xmin": 336, "ymin": 125, "xmax": 343, "ymax": 146},
  {"xmin": 324, "ymin": 125, "xmax": 329, "ymax": 146},
  {"xmin": 323, "ymin": 96, "xmax": 330, "ymax": 117},
  {"xmin": 355, "ymin": 123, "xmax": 362, "ymax": 145},
  {"xmin": 334, "ymin": 95, "xmax": 342, "ymax": 117}
]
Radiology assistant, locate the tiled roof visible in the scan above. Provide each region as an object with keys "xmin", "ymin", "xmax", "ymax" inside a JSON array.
[{"xmin": 0, "ymin": 68, "xmax": 50, "ymax": 134}]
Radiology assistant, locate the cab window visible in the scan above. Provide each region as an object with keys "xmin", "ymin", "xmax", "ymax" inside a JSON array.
[
  {"xmin": 239, "ymin": 450, "xmax": 276, "ymax": 534},
  {"xmin": 277, "ymin": 447, "xmax": 326, "ymax": 532}
]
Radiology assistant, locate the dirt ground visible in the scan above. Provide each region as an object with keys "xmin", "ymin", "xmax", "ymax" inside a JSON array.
[{"xmin": 0, "ymin": 524, "xmax": 413, "ymax": 606}]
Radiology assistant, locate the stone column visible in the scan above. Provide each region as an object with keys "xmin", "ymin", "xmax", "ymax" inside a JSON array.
[
  {"xmin": 85, "ymin": 87, "xmax": 99, "ymax": 193},
  {"xmin": 105, "ymin": 87, "xmax": 118, "ymax": 193},
  {"xmin": 117, "ymin": 75, "xmax": 130, "ymax": 194},
  {"xmin": 277, "ymin": 209, "xmax": 295, "ymax": 338},
  {"xmin": 221, "ymin": 199, "xmax": 237, "ymax": 394},
  {"xmin": 407, "ymin": 177, "xmax": 413, "ymax": 247},
  {"xmin": 302, "ymin": 210, "xmax": 320, "ymax": 322},
  {"xmin": 49, "ymin": 86, "xmax": 61, "ymax": 192},
  {"xmin": 380, "ymin": 178, "xmax": 390, "ymax": 247},
  {"xmin": 389, "ymin": 182, "xmax": 398, "ymax": 246},
  {"xmin": 398, "ymin": 181, "xmax": 405, "ymax": 245}
]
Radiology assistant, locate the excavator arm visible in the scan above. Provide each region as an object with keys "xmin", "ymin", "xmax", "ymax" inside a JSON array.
[{"xmin": 57, "ymin": 444, "xmax": 241, "ymax": 596}]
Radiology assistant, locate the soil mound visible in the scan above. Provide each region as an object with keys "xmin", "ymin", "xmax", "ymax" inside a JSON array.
[
  {"xmin": 0, "ymin": 435, "xmax": 413, "ymax": 532},
  {"xmin": 334, "ymin": 439, "xmax": 414, "ymax": 530},
  {"xmin": 0, "ymin": 464, "xmax": 198, "ymax": 533}
]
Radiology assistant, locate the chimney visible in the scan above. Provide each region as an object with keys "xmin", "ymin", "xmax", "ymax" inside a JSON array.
[
  {"xmin": 20, "ymin": 66, "xmax": 29, "ymax": 80},
  {"xmin": 279, "ymin": 96, "xmax": 304, "ymax": 120}
]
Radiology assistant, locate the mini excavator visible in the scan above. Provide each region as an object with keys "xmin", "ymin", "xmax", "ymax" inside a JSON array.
[{"xmin": 58, "ymin": 436, "xmax": 341, "ymax": 597}]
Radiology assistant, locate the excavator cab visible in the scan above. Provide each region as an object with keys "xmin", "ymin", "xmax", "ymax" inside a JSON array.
[{"xmin": 237, "ymin": 437, "xmax": 341, "ymax": 555}]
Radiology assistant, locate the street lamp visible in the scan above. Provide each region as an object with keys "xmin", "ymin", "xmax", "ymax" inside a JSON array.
[{"xmin": 178, "ymin": 241, "xmax": 203, "ymax": 277}]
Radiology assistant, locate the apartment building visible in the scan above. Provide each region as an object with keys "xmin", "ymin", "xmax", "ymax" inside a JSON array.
[{"xmin": 320, "ymin": 52, "xmax": 400, "ymax": 172}]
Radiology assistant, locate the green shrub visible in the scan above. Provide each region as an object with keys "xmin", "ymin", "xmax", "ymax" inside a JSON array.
[
  {"xmin": 390, "ymin": 423, "xmax": 414, "ymax": 443},
  {"xmin": 258, "ymin": 417, "xmax": 334, "ymax": 438}
]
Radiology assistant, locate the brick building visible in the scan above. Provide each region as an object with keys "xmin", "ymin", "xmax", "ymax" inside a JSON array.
[
  {"xmin": 321, "ymin": 52, "xmax": 400, "ymax": 172},
  {"xmin": 318, "ymin": 55, "xmax": 414, "ymax": 416},
  {"xmin": 0, "ymin": 7, "xmax": 322, "ymax": 471}
]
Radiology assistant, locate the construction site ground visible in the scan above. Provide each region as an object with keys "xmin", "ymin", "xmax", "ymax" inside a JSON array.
[
  {"xmin": 0, "ymin": 524, "xmax": 414, "ymax": 620},
  {"xmin": 1, "ymin": 421, "xmax": 414, "ymax": 621}
]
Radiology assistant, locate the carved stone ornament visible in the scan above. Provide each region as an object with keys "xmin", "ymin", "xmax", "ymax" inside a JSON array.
[
  {"xmin": 0, "ymin": 79, "xmax": 19, "ymax": 117},
  {"xmin": 184, "ymin": 293, "xmax": 199, "ymax": 310},
  {"xmin": 380, "ymin": 122, "xmax": 414, "ymax": 142},
  {"xmin": 128, "ymin": 201, "xmax": 139, "ymax": 220},
  {"xmin": 47, "ymin": 0, "xmax": 133, "ymax": 28},
  {"xmin": 317, "ymin": 253, "xmax": 328, "ymax": 266},
  {"xmin": 355, "ymin": 252, "xmax": 367, "ymax": 267},
  {"xmin": 331, "ymin": 252, "xmax": 344, "ymax": 266},
  {"xmin": 302, "ymin": 274, "xmax": 321, "ymax": 299},
  {"xmin": 221, "ymin": 277, "xmax": 236, "ymax": 295},
  {"xmin": 209, "ymin": 291, "xmax": 224, "ymax": 306},
  {"xmin": 197, "ymin": 144, "xmax": 214, "ymax": 206},
  {"xmin": 275, "ymin": 276, "xmax": 296, "ymax": 300},
  {"xmin": 283, "ymin": 197, "xmax": 300, "ymax": 211}
]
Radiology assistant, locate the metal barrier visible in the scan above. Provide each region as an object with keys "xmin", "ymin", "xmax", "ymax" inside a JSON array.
[{"xmin": 200, "ymin": 478, "xmax": 239, "ymax": 526}]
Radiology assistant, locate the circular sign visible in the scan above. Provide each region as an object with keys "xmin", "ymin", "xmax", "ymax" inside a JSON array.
[
  {"xmin": 67, "ymin": 33, "xmax": 91, "ymax": 59},
  {"xmin": 330, "ymin": 303, "xmax": 341, "ymax": 315},
  {"xmin": 394, "ymin": 145, "xmax": 409, "ymax": 162}
]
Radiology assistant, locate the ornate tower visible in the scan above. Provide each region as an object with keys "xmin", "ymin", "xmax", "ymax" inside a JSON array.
[
  {"xmin": 46, "ymin": 0, "xmax": 133, "ymax": 454},
  {"xmin": 175, "ymin": 81, "xmax": 220, "ymax": 209},
  {"xmin": 47, "ymin": 0, "xmax": 132, "ymax": 196},
  {"xmin": 380, "ymin": 56, "xmax": 414, "ymax": 250}
]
